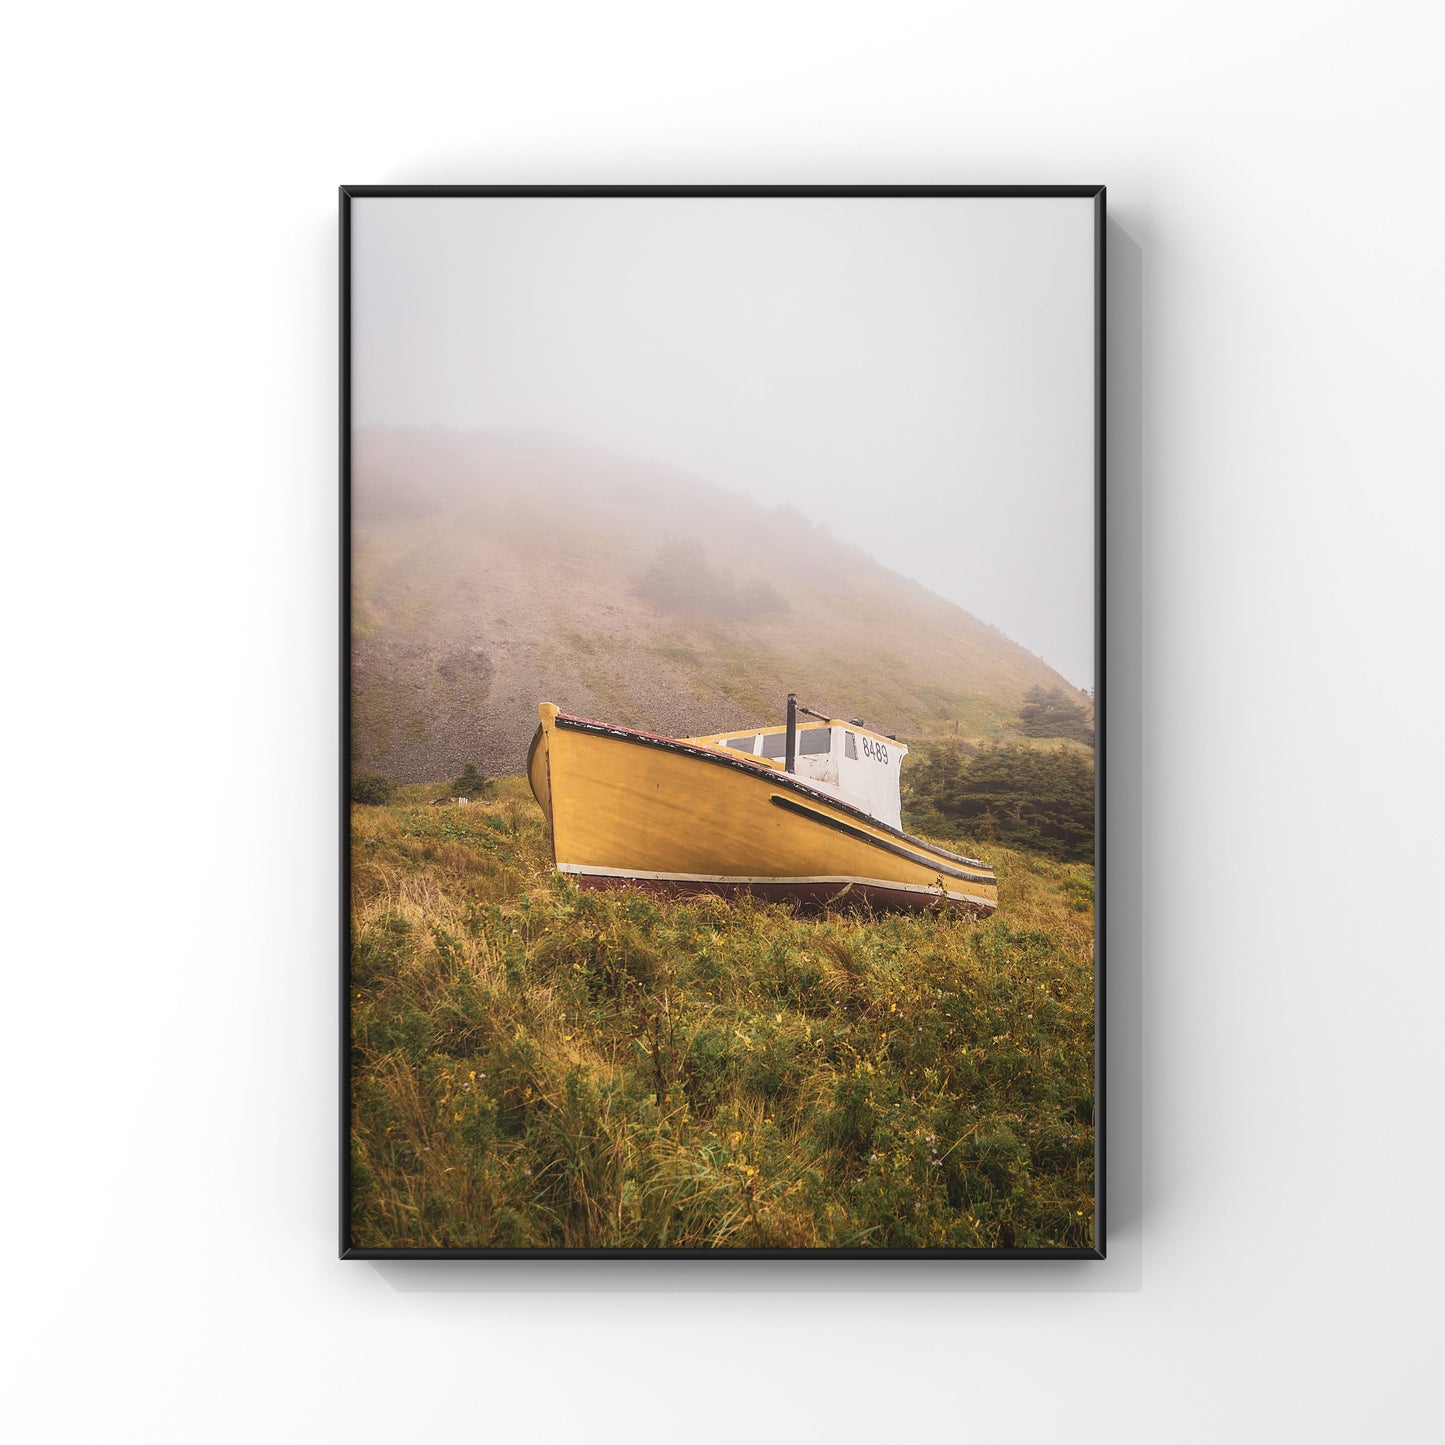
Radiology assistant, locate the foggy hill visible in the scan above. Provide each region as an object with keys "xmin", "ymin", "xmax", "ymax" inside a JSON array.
[{"xmin": 350, "ymin": 427, "xmax": 1091, "ymax": 783}]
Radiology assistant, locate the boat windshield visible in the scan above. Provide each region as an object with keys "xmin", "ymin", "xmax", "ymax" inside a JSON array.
[
  {"xmin": 754, "ymin": 727, "xmax": 830, "ymax": 759},
  {"xmin": 799, "ymin": 728, "xmax": 831, "ymax": 756},
  {"xmin": 717, "ymin": 726, "xmax": 835, "ymax": 761}
]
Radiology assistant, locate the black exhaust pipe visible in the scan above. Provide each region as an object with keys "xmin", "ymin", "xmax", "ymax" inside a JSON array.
[{"xmin": 785, "ymin": 693, "xmax": 797, "ymax": 774}]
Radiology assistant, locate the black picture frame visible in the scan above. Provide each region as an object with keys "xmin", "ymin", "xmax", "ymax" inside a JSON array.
[{"xmin": 340, "ymin": 185, "xmax": 1106, "ymax": 1260}]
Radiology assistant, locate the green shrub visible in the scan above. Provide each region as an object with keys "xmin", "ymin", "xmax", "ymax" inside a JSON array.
[
  {"xmin": 449, "ymin": 762, "xmax": 490, "ymax": 800},
  {"xmin": 351, "ymin": 772, "xmax": 395, "ymax": 805}
]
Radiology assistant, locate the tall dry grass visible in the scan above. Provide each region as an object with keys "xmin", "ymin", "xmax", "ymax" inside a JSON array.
[{"xmin": 349, "ymin": 778, "xmax": 1095, "ymax": 1250}]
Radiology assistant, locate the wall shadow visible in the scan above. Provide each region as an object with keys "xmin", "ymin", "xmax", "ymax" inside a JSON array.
[{"xmin": 1103, "ymin": 217, "xmax": 1145, "ymax": 1268}]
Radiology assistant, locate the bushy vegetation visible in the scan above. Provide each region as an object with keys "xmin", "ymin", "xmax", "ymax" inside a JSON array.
[
  {"xmin": 634, "ymin": 538, "xmax": 789, "ymax": 620},
  {"xmin": 448, "ymin": 763, "xmax": 490, "ymax": 801},
  {"xmin": 351, "ymin": 772, "xmax": 396, "ymax": 806},
  {"xmin": 904, "ymin": 740, "xmax": 1095, "ymax": 862},
  {"xmin": 349, "ymin": 779, "xmax": 1095, "ymax": 1251},
  {"xmin": 1018, "ymin": 685, "xmax": 1095, "ymax": 746}
]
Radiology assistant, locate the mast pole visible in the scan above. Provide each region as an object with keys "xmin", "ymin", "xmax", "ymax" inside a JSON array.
[{"xmin": 785, "ymin": 693, "xmax": 797, "ymax": 774}]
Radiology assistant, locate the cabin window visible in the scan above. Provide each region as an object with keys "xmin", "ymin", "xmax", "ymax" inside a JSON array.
[
  {"xmin": 798, "ymin": 727, "xmax": 831, "ymax": 756},
  {"xmin": 845, "ymin": 731, "xmax": 858, "ymax": 759},
  {"xmin": 755, "ymin": 727, "xmax": 832, "ymax": 761},
  {"xmin": 723, "ymin": 737, "xmax": 758, "ymax": 753}
]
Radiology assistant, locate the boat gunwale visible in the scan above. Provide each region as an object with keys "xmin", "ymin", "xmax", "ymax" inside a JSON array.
[{"xmin": 549, "ymin": 709, "xmax": 994, "ymax": 876}]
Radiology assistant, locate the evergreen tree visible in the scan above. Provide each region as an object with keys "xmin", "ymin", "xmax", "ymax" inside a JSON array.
[
  {"xmin": 449, "ymin": 762, "xmax": 489, "ymax": 800},
  {"xmin": 1018, "ymin": 686, "xmax": 1095, "ymax": 746},
  {"xmin": 634, "ymin": 538, "xmax": 788, "ymax": 619},
  {"xmin": 907, "ymin": 741, "xmax": 1094, "ymax": 861}
]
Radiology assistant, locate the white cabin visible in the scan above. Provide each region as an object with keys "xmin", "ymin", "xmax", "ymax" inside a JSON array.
[{"xmin": 702, "ymin": 722, "xmax": 909, "ymax": 830}]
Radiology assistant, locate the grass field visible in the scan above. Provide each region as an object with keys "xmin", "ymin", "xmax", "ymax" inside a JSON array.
[{"xmin": 349, "ymin": 777, "xmax": 1096, "ymax": 1251}]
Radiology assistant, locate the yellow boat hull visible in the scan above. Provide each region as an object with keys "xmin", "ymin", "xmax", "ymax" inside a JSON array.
[{"xmin": 527, "ymin": 704, "xmax": 997, "ymax": 915}]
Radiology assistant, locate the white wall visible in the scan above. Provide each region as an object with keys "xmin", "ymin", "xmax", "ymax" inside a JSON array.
[{"xmin": 4, "ymin": 3, "xmax": 1440, "ymax": 1440}]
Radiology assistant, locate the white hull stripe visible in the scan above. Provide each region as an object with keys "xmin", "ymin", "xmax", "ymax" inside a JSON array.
[{"xmin": 555, "ymin": 862, "xmax": 996, "ymax": 909}]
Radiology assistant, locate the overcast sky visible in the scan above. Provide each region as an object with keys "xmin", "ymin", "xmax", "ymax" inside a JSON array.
[{"xmin": 352, "ymin": 196, "xmax": 1097, "ymax": 690}]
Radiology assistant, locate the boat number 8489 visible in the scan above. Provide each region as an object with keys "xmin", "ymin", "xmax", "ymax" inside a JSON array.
[{"xmin": 861, "ymin": 736, "xmax": 889, "ymax": 764}]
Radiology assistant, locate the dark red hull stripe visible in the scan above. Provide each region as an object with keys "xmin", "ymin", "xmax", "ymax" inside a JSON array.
[
  {"xmin": 551, "ymin": 712, "xmax": 990, "ymax": 870},
  {"xmin": 768, "ymin": 794, "xmax": 996, "ymax": 886},
  {"xmin": 570, "ymin": 873, "xmax": 989, "ymax": 913}
]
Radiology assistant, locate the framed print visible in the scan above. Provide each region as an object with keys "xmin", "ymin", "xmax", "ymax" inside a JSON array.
[{"xmin": 341, "ymin": 186, "xmax": 1105, "ymax": 1259}]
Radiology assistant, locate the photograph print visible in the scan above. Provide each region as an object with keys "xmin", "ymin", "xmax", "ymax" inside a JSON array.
[{"xmin": 343, "ymin": 187, "xmax": 1103, "ymax": 1257}]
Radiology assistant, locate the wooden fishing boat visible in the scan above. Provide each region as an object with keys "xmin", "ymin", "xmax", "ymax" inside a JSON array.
[{"xmin": 526, "ymin": 696, "xmax": 997, "ymax": 914}]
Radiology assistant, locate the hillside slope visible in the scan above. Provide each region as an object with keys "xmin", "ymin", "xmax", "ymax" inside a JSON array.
[{"xmin": 351, "ymin": 427, "xmax": 1090, "ymax": 782}]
